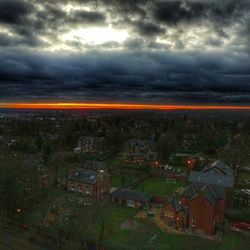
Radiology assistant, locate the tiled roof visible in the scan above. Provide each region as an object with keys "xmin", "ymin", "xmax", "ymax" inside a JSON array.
[
  {"xmin": 67, "ymin": 168, "xmax": 98, "ymax": 184},
  {"xmin": 111, "ymin": 188, "xmax": 151, "ymax": 203},
  {"xmin": 203, "ymin": 160, "xmax": 234, "ymax": 177},
  {"xmin": 164, "ymin": 194, "xmax": 189, "ymax": 215},
  {"xmin": 188, "ymin": 170, "xmax": 234, "ymax": 187},
  {"xmin": 182, "ymin": 183, "xmax": 225, "ymax": 205}
]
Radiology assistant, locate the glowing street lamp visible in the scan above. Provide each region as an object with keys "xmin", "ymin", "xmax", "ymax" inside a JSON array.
[{"xmin": 187, "ymin": 159, "xmax": 193, "ymax": 168}]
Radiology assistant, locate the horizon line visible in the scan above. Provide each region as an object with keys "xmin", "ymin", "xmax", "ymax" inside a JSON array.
[{"xmin": 1, "ymin": 102, "xmax": 250, "ymax": 110}]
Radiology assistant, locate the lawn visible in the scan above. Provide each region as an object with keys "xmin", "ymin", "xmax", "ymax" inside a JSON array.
[
  {"xmin": 111, "ymin": 175, "xmax": 139, "ymax": 187},
  {"xmin": 27, "ymin": 189, "xmax": 250, "ymax": 250},
  {"xmin": 134, "ymin": 177, "xmax": 189, "ymax": 196},
  {"xmin": 101, "ymin": 204, "xmax": 250, "ymax": 250},
  {"xmin": 238, "ymin": 172, "xmax": 250, "ymax": 182}
]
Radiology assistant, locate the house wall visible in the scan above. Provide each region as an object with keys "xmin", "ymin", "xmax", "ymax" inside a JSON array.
[
  {"xmin": 111, "ymin": 197, "xmax": 144, "ymax": 209},
  {"xmin": 161, "ymin": 204, "xmax": 188, "ymax": 231},
  {"xmin": 188, "ymin": 193, "xmax": 215, "ymax": 235},
  {"xmin": 92, "ymin": 173, "xmax": 110, "ymax": 200},
  {"xmin": 99, "ymin": 173, "xmax": 110, "ymax": 194},
  {"xmin": 67, "ymin": 180, "xmax": 96, "ymax": 198},
  {"xmin": 66, "ymin": 173, "xmax": 110, "ymax": 200},
  {"xmin": 176, "ymin": 211, "xmax": 187, "ymax": 231},
  {"xmin": 161, "ymin": 204, "xmax": 177, "ymax": 222},
  {"xmin": 215, "ymin": 199, "xmax": 225, "ymax": 224}
]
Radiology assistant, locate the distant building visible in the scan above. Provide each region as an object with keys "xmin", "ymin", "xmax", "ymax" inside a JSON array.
[
  {"xmin": 182, "ymin": 134, "xmax": 198, "ymax": 152},
  {"xmin": 75, "ymin": 136, "xmax": 104, "ymax": 153},
  {"xmin": 161, "ymin": 160, "xmax": 234, "ymax": 235},
  {"xmin": 123, "ymin": 139, "xmax": 157, "ymax": 163},
  {"xmin": 21, "ymin": 155, "xmax": 49, "ymax": 189},
  {"xmin": 66, "ymin": 167, "xmax": 110, "ymax": 204}
]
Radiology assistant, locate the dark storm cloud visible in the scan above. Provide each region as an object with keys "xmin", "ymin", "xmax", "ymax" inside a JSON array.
[
  {"xmin": 1, "ymin": 0, "xmax": 250, "ymax": 48},
  {"xmin": 0, "ymin": 1, "xmax": 102, "ymax": 37},
  {"xmin": 0, "ymin": 32, "xmax": 45, "ymax": 48},
  {"xmin": 0, "ymin": 0, "xmax": 250, "ymax": 103},
  {"xmin": 0, "ymin": 49, "xmax": 250, "ymax": 103},
  {"xmin": 134, "ymin": 21, "xmax": 165, "ymax": 37},
  {"xmin": 70, "ymin": 10, "xmax": 106, "ymax": 24},
  {"xmin": 0, "ymin": 0, "xmax": 33, "ymax": 25},
  {"xmin": 153, "ymin": 0, "xmax": 207, "ymax": 25},
  {"xmin": 152, "ymin": 0, "xmax": 249, "ymax": 26}
]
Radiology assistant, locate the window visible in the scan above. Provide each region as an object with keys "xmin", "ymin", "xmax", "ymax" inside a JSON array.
[
  {"xmin": 127, "ymin": 200, "xmax": 136, "ymax": 207},
  {"xmin": 191, "ymin": 217, "xmax": 195, "ymax": 227},
  {"xmin": 85, "ymin": 184, "xmax": 90, "ymax": 194},
  {"xmin": 216, "ymin": 214, "xmax": 220, "ymax": 222},
  {"xmin": 165, "ymin": 211, "xmax": 174, "ymax": 219},
  {"xmin": 78, "ymin": 184, "xmax": 82, "ymax": 192},
  {"xmin": 71, "ymin": 184, "xmax": 75, "ymax": 191}
]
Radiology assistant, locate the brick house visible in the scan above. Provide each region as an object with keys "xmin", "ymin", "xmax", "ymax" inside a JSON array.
[
  {"xmin": 162, "ymin": 183, "xmax": 225, "ymax": 234},
  {"xmin": 123, "ymin": 139, "xmax": 157, "ymax": 163},
  {"xmin": 161, "ymin": 160, "xmax": 234, "ymax": 235},
  {"xmin": 66, "ymin": 167, "xmax": 110, "ymax": 204}
]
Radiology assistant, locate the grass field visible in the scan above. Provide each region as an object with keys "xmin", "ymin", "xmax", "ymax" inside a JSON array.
[
  {"xmin": 238, "ymin": 172, "xmax": 250, "ymax": 182},
  {"xmin": 111, "ymin": 175, "xmax": 140, "ymax": 187},
  {"xmin": 95, "ymin": 204, "xmax": 250, "ymax": 250},
  {"xmin": 25, "ymin": 188, "xmax": 250, "ymax": 250},
  {"xmin": 134, "ymin": 177, "xmax": 189, "ymax": 196}
]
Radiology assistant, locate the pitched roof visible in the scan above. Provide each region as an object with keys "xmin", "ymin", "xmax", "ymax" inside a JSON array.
[
  {"xmin": 203, "ymin": 160, "xmax": 234, "ymax": 177},
  {"xmin": 111, "ymin": 188, "xmax": 151, "ymax": 203},
  {"xmin": 67, "ymin": 168, "xmax": 98, "ymax": 184},
  {"xmin": 182, "ymin": 183, "xmax": 225, "ymax": 205},
  {"xmin": 189, "ymin": 170, "xmax": 234, "ymax": 187},
  {"xmin": 163, "ymin": 194, "xmax": 189, "ymax": 215}
]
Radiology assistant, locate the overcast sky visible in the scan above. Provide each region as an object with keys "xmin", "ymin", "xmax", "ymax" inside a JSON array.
[{"xmin": 0, "ymin": 0, "xmax": 250, "ymax": 104}]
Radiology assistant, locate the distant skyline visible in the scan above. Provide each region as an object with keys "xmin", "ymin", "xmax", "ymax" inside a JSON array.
[{"xmin": 0, "ymin": 0, "xmax": 250, "ymax": 104}]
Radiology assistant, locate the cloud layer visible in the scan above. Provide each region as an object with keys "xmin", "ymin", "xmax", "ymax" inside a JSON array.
[{"xmin": 0, "ymin": 0, "xmax": 249, "ymax": 103}]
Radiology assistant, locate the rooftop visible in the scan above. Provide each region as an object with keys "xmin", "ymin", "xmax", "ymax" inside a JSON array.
[
  {"xmin": 188, "ymin": 171, "xmax": 234, "ymax": 188},
  {"xmin": 67, "ymin": 168, "xmax": 98, "ymax": 184},
  {"xmin": 203, "ymin": 160, "xmax": 234, "ymax": 177},
  {"xmin": 111, "ymin": 188, "xmax": 151, "ymax": 203},
  {"xmin": 182, "ymin": 182, "xmax": 225, "ymax": 205}
]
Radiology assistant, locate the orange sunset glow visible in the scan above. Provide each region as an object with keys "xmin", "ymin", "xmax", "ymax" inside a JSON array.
[{"xmin": 1, "ymin": 102, "xmax": 250, "ymax": 110}]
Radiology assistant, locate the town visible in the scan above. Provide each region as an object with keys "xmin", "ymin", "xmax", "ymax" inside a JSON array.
[{"xmin": 0, "ymin": 110, "xmax": 250, "ymax": 249}]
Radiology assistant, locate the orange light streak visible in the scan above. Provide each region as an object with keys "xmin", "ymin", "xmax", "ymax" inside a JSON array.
[{"xmin": 1, "ymin": 102, "xmax": 250, "ymax": 110}]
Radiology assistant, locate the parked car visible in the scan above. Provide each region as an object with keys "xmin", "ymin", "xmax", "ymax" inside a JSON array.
[{"xmin": 232, "ymin": 222, "xmax": 250, "ymax": 231}]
